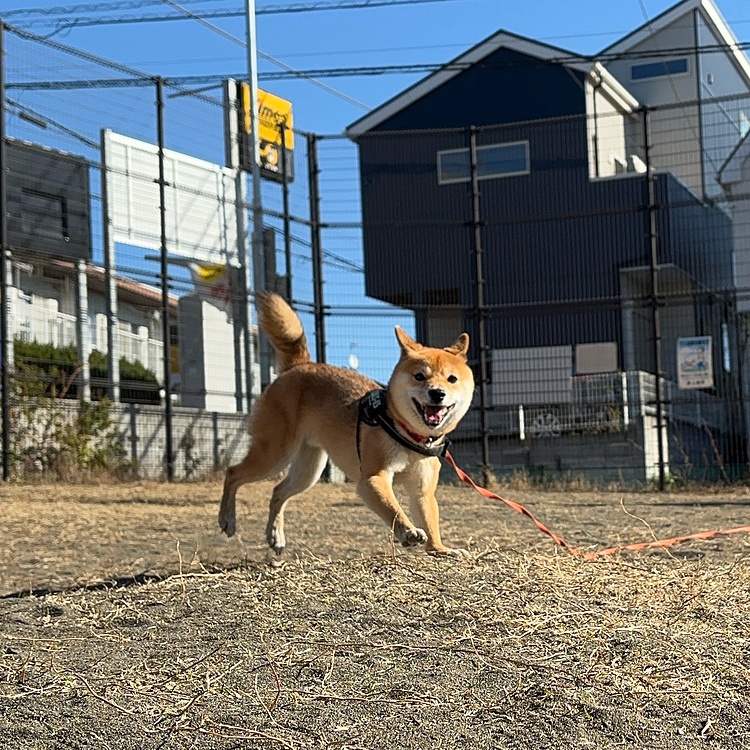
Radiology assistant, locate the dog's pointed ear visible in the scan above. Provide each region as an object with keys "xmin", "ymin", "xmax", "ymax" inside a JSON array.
[
  {"xmin": 395, "ymin": 326, "xmax": 420, "ymax": 355},
  {"xmin": 444, "ymin": 333, "xmax": 469, "ymax": 360}
]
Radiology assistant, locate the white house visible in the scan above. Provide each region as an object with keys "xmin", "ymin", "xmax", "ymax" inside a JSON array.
[{"xmin": 11, "ymin": 253, "xmax": 173, "ymax": 381}]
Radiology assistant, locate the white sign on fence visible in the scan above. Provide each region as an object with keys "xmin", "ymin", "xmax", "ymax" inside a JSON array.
[
  {"xmin": 677, "ymin": 336, "xmax": 713, "ymax": 389},
  {"xmin": 103, "ymin": 130, "xmax": 241, "ymax": 265}
]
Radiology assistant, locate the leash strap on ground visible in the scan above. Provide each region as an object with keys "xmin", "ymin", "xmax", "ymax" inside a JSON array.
[
  {"xmin": 442, "ymin": 450, "xmax": 579, "ymax": 554},
  {"xmin": 581, "ymin": 525, "xmax": 750, "ymax": 560},
  {"xmin": 442, "ymin": 450, "xmax": 750, "ymax": 559}
]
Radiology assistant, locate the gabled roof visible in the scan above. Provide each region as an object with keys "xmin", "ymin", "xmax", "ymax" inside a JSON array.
[
  {"xmin": 717, "ymin": 131, "xmax": 750, "ymax": 185},
  {"xmin": 588, "ymin": 62, "xmax": 640, "ymax": 113},
  {"xmin": 345, "ymin": 30, "xmax": 593, "ymax": 138},
  {"xmin": 600, "ymin": 0, "xmax": 750, "ymax": 88}
]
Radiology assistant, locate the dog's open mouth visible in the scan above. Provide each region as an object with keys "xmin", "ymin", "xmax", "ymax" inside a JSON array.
[{"xmin": 413, "ymin": 399, "xmax": 455, "ymax": 428}]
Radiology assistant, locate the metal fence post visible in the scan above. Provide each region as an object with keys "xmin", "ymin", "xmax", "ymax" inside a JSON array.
[
  {"xmin": 222, "ymin": 79, "xmax": 254, "ymax": 412},
  {"xmin": 74, "ymin": 259, "xmax": 91, "ymax": 402},
  {"xmin": 212, "ymin": 411, "xmax": 220, "ymax": 472},
  {"xmin": 280, "ymin": 121, "xmax": 292, "ymax": 303},
  {"xmin": 306, "ymin": 132, "xmax": 325, "ymax": 363},
  {"xmin": 642, "ymin": 107, "xmax": 666, "ymax": 490},
  {"xmin": 100, "ymin": 128, "xmax": 121, "ymax": 404},
  {"xmin": 155, "ymin": 77, "xmax": 174, "ymax": 482},
  {"xmin": 732, "ymin": 302, "xmax": 749, "ymax": 473},
  {"xmin": 0, "ymin": 20, "xmax": 11, "ymax": 481},
  {"xmin": 468, "ymin": 126, "xmax": 491, "ymax": 486}
]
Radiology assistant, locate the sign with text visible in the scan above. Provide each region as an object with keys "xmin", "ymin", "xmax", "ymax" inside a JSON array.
[
  {"xmin": 103, "ymin": 130, "xmax": 239, "ymax": 265},
  {"xmin": 677, "ymin": 336, "xmax": 713, "ymax": 389},
  {"xmin": 238, "ymin": 82, "xmax": 294, "ymax": 183}
]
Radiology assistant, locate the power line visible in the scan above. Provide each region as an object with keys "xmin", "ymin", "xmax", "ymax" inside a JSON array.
[
  {"xmin": 5, "ymin": 96, "xmax": 100, "ymax": 148},
  {"xmin": 4, "ymin": 0, "xmax": 469, "ymax": 28},
  {"xmin": 70, "ymin": 24, "xmax": 750, "ymax": 67},
  {"xmin": 3, "ymin": 0, "xmax": 223, "ymax": 16},
  {"xmin": 155, "ymin": 0, "xmax": 370, "ymax": 109},
  {"xmin": 251, "ymin": 44, "xmax": 750, "ymax": 78},
  {"xmin": 5, "ymin": 19, "xmax": 750, "ymax": 91},
  {"xmin": 11, "ymin": 39, "xmax": 750, "ymax": 90}
]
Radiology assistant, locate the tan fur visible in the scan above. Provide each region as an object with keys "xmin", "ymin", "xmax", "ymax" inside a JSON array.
[
  {"xmin": 218, "ymin": 294, "xmax": 474, "ymax": 555},
  {"xmin": 256, "ymin": 291, "xmax": 310, "ymax": 373}
]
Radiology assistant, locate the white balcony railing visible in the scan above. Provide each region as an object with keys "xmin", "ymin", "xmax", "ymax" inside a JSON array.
[
  {"xmin": 15, "ymin": 306, "xmax": 77, "ymax": 350},
  {"xmin": 116, "ymin": 328, "xmax": 164, "ymax": 375},
  {"xmin": 14, "ymin": 305, "xmax": 164, "ymax": 377}
]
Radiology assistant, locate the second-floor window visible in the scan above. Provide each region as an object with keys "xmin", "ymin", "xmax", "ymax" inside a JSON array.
[
  {"xmin": 630, "ymin": 58, "xmax": 689, "ymax": 81},
  {"xmin": 437, "ymin": 141, "xmax": 529, "ymax": 185}
]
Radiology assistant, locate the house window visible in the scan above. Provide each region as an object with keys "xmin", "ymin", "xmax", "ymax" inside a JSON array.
[
  {"xmin": 740, "ymin": 111, "xmax": 750, "ymax": 138},
  {"xmin": 630, "ymin": 58, "xmax": 689, "ymax": 81},
  {"xmin": 437, "ymin": 141, "xmax": 529, "ymax": 185}
]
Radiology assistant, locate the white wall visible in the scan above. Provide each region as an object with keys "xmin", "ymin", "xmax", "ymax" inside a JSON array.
[
  {"xmin": 178, "ymin": 294, "xmax": 243, "ymax": 412},
  {"xmin": 491, "ymin": 346, "xmax": 573, "ymax": 407},
  {"xmin": 605, "ymin": 11, "xmax": 703, "ymax": 195},
  {"xmin": 425, "ymin": 309, "xmax": 463, "ymax": 348},
  {"xmin": 586, "ymin": 82, "xmax": 629, "ymax": 178},
  {"xmin": 607, "ymin": 12, "xmax": 699, "ymax": 106},
  {"xmin": 696, "ymin": 12, "xmax": 750, "ymax": 199},
  {"xmin": 723, "ymin": 146, "xmax": 750, "ymax": 311}
]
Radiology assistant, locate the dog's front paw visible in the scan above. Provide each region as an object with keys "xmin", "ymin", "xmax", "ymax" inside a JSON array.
[
  {"xmin": 400, "ymin": 527, "xmax": 427, "ymax": 547},
  {"xmin": 218, "ymin": 510, "xmax": 236, "ymax": 538}
]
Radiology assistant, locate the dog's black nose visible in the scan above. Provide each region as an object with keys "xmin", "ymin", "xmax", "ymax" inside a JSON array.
[{"xmin": 428, "ymin": 388, "xmax": 446, "ymax": 404}]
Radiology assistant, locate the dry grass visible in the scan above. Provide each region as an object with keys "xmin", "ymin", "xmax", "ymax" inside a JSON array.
[{"xmin": 1, "ymin": 480, "xmax": 750, "ymax": 748}]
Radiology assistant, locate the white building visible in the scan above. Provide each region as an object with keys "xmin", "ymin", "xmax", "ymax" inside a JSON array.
[{"xmin": 11, "ymin": 254, "xmax": 173, "ymax": 386}]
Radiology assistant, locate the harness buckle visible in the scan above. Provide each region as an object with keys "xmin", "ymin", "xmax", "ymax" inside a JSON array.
[
  {"xmin": 359, "ymin": 389, "xmax": 386, "ymax": 427},
  {"xmin": 357, "ymin": 389, "xmax": 449, "ymax": 460}
]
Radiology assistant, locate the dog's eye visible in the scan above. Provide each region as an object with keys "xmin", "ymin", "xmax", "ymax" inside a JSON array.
[
  {"xmin": 447, "ymin": 375, "xmax": 458, "ymax": 384},
  {"xmin": 414, "ymin": 373, "xmax": 425, "ymax": 382}
]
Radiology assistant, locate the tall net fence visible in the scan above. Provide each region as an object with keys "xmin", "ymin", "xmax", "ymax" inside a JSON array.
[{"xmin": 2, "ymin": 20, "xmax": 750, "ymax": 487}]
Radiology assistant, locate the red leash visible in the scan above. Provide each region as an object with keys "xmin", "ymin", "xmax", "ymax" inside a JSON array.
[{"xmin": 442, "ymin": 450, "xmax": 750, "ymax": 559}]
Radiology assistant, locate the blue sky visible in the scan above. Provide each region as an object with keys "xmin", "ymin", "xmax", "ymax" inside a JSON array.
[
  {"xmin": 6, "ymin": 0, "xmax": 749, "ymax": 133},
  {"xmin": 4, "ymin": 0, "xmax": 750, "ymax": 383}
]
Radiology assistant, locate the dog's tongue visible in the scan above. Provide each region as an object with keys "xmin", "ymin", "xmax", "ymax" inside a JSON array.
[{"xmin": 423, "ymin": 404, "xmax": 446, "ymax": 426}]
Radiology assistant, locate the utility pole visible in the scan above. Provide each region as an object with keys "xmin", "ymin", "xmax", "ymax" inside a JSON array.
[
  {"xmin": 0, "ymin": 20, "xmax": 10, "ymax": 481},
  {"xmin": 244, "ymin": 0, "xmax": 271, "ymax": 388}
]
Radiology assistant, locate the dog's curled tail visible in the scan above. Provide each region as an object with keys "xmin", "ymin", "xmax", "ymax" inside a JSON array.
[{"xmin": 256, "ymin": 292, "xmax": 311, "ymax": 373}]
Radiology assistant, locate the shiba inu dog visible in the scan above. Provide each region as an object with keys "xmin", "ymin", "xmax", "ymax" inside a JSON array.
[{"xmin": 218, "ymin": 292, "xmax": 474, "ymax": 555}]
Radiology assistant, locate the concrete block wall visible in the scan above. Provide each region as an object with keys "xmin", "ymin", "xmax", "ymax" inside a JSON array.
[{"xmin": 113, "ymin": 404, "xmax": 250, "ymax": 480}]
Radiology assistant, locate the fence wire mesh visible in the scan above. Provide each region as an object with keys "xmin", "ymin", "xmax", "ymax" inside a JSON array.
[{"xmin": 3, "ymin": 20, "xmax": 750, "ymax": 487}]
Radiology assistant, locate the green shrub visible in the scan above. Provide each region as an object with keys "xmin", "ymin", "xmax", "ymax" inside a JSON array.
[
  {"xmin": 9, "ymin": 381, "xmax": 128, "ymax": 480},
  {"xmin": 14, "ymin": 338, "xmax": 160, "ymax": 403}
]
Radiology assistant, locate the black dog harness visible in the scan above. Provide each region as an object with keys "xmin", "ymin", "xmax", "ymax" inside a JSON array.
[{"xmin": 356, "ymin": 389, "xmax": 449, "ymax": 461}]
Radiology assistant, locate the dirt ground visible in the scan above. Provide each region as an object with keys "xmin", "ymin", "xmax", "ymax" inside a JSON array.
[{"xmin": 1, "ymin": 477, "xmax": 750, "ymax": 749}]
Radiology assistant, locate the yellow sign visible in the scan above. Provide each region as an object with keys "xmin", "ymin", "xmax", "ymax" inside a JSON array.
[{"xmin": 239, "ymin": 83, "xmax": 294, "ymax": 182}]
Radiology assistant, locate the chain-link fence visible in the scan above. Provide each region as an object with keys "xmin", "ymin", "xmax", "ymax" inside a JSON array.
[{"xmin": 2, "ymin": 20, "xmax": 750, "ymax": 487}]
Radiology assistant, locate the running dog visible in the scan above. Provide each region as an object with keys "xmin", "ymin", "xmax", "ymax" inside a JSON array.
[{"xmin": 218, "ymin": 292, "xmax": 474, "ymax": 555}]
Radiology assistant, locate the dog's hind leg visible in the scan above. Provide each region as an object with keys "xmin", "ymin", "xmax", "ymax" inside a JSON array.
[
  {"xmin": 266, "ymin": 445, "xmax": 328, "ymax": 554},
  {"xmin": 218, "ymin": 437, "xmax": 293, "ymax": 538}
]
